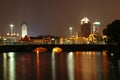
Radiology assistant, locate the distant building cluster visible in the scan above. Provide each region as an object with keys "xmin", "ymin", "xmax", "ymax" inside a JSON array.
[
  {"xmin": 0, "ymin": 17, "xmax": 107, "ymax": 45},
  {"xmin": 80, "ymin": 17, "xmax": 101, "ymax": 37}
]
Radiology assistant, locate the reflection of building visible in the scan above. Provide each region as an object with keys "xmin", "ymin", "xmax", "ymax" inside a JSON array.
[
  {"xmin": 21, "ymin": 23, "xmax": 27, "ymax": 37},
  {"xmin": 81, "ymin": 17, "xmax": 91, "ymax": 37}
]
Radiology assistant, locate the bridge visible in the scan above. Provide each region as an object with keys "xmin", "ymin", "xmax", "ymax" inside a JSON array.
[{"xmin": 0, "ymin": 44, "xmax": 119, "ymax": 52}]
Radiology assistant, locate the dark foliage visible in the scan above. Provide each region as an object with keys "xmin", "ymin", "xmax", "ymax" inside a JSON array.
[{"xmin": 103, "ymin": 20, "xmax": 120, "ymax": 44}]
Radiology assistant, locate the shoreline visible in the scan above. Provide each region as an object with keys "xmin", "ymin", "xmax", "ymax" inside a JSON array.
[{"xmin": 0, "ymin": 44, "xmax": 119, "ymax": 52}]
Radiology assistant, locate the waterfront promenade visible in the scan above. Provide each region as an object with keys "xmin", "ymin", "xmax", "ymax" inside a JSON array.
[{"xmin": 0, "ymin": 44, "xmax": 119, "ymax": 52}]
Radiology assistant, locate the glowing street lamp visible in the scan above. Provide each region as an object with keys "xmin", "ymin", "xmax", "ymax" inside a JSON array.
[
  {"xmin": 10, "ymin": 24, "xmax": 14, "ymax": 36},
  {"xmin": 69, "ymin": 27, "xmax": 73, "ymax": 37}
]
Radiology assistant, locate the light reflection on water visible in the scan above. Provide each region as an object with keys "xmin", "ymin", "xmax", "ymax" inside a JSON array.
[
  {"xmin": 36, "ymin": 52, "xmax": 40, "ymax": 80},
  {"xmin": 3, "ymin": 52, "xmax": 16, "ymax": 80},
  {"xmin": 67, "ymin": 52, "xmax": 74, "ymax": 80},
  {"xmin": 1, "ymin": 51, "xmax": 119, "ymax": 80},
  {"xmin": 51, "ymin": 52, "xmax": 56, "ymax": 80}
]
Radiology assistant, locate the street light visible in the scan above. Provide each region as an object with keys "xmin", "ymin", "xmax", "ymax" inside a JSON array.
[
  {"xmin": 10, "ymin": 24, "xmax": 14, "ymax": 36},
  {"xmin": 69, "ymin": 27, "xmax": 73, "ymax": 37}
]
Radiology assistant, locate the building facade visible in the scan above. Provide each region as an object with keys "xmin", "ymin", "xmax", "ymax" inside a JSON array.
[
  {"xmin": 81, "ymin": 17, "xmax": 91, "ymax": 37},
  {"xmin": 93, "ymin": 22, "xmax": 101, "ymax": 34},
  {"xmin": 21, "ymin": 23, "xmax": 27, "ymax": 37}
]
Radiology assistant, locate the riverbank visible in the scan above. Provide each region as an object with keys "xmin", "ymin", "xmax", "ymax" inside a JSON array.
[{"xmin": 0, "ymin": 44, "xmax": 119, "ymax": 52}]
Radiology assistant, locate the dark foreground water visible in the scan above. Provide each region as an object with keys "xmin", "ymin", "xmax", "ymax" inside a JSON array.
[{"xmin": 0, "ymin": 51, "xmax": 119, "ymax": 80}]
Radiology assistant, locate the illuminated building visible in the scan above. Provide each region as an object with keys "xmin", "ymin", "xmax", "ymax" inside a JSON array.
[
  {"xmin": 21, "ymin": 23, "xmax": 27, "ymax": 37},
  {"xmin": 81, "ymin": 17, "xmax": 89, "ymax": 25},
  {"xmin": 81, "ymin": 17, "xmax": 91, "ymax": 37},
  {"xmin": 93, "ymin": 22, "xmax": 101, "ymax": 34}
]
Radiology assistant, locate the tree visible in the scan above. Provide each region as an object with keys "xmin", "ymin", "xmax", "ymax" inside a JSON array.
[
  {"xmin": 19, "ymin": 35, "xmax": 31, "ymax": 43},
  {"xmin": 103, "ymin": 20, "xmax": 120, "ymax": 44},
  {"xmin": 23, "ymin": 35, "xmax": 31, "ymax": 41}
]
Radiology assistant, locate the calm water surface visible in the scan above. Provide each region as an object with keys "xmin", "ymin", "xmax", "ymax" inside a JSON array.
[{"xmin": 0, "ymin": 51, "xmax": 119, "ymax": 80}]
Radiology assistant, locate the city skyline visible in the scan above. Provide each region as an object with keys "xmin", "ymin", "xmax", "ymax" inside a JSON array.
[{"xmin": 0, "ymin": 0, "xmax": 120, "ymax": 36}]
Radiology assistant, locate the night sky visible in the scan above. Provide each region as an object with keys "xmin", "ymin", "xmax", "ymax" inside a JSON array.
[{"xmin": 0, "ymin": 0, "xmax": 120, "ymax": 36}]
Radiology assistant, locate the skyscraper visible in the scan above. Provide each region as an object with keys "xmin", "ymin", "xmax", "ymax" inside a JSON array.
[
  {"xmin": 21, "ymin": 23, "xmax": 27, "ymax": 37},
  {"xmin": 93, "ymin": 22, "xmax": 101, "ymax": 34},
  {"xmin": 81, "ymin": 17, "xmax": 89, "ymax": 25},
  {"xmin": 81, "ymin": 17, "xmax": 91, "ymax": 37}
]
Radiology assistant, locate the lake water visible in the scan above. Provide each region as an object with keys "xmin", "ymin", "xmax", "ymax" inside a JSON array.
[{"xmin": 0, "ymin": 51, "xmax": 119, "ymax": 80}]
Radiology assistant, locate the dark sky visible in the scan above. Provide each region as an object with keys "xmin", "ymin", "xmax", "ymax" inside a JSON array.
[{"xmin": 0, "ymin": 0, "xmax": 120, "ymax": 36}]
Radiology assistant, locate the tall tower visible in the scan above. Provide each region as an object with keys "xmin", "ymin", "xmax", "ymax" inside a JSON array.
[
  {"xmin": 21, "ymin": 23, "xmax": 27, "ymax": 37},
  {"xmin": 81, "ymin": 17, "xmax": 89, "ymax": 25},
  {"xmin": 81, "ymin": 17, "xmax": 91, "ymax": 37},
  {"xmin": 93, "ymin": 22, "xmax": 101, "ymax": 34}
]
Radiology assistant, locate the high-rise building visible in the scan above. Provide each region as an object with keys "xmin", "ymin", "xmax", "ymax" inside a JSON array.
[
  {"xmin": 93, "ymin": 22, "xmax": 101, "ymax": 34},
  {"xmin": 81, "ymin": 17, "xmax": 91, "ymax": 37},
  {"xmin": 81, "ymin": 17, "xmax": 89, "ymax": 25},
  {"xmin": 21, "ymin": 23, "xmax": 27, "ymax": 37}
]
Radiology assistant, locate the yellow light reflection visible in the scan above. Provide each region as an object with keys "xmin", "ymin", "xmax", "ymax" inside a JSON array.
[
  {"xmin": 102, "ymin": 51, "xmax": 107, "ymax": 56},
  {"xmin": 52, "ymin": 47, "xmax": 63, "ymax": 53},
  {"xmin": 36, "ymin": 52, "xmax": 40, "ymax": 80},
  {"xmin": 102, "ymin": 51, "xmax": 109, "ymax": 80},
  {"xmin": 80, "ymin": 51, "xmax": 98, "ymax": 80},
  {"xmin": 33, "ymin": 47, "xmax": 48, "ymax": 53}
]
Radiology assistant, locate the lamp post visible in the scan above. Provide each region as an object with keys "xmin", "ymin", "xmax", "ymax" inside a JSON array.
[
  {"xmin": 69, "ymin": 27, "xmax": 73, "ymax": 37},
  {"xmin": 10, "ymin": 24, "xmax": 14, "ymax": 36},
  {"xmin": 10, "ymin": 24, "xmax": 14, "ymax": 44}
]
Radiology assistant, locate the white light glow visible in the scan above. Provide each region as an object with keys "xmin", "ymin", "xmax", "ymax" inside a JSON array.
[
  {"xmin": 69, "ymin": 27, "xmax": 73, "ymax": 37},
  {"xmin": 8, "ymin": 52, "xmax": 16, "ymax": 80},
  {"xmin": 67, "ymin": 52, "xmax": 75, "ymax": 80},
  {"xmin": 22, "ymin": 24, "xmax": 27, "ymax": 37},
  {"xmin": 93, "ymin": 22, "xmax": 100, "ymax": 25},
  {"xmin": 10, "ymin": 24, "xmax": 14, "ymax": 28},
  {"xmin": 81, "ymin": 17, "xmax": 89, "ymax": 24},
  {"xmin": 51, "ymin": 53, "xmax": 56, "ymax": 80},
  {"xmin": 10, "ymin": 24, "xmax": 14, "ymax": 36}
]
